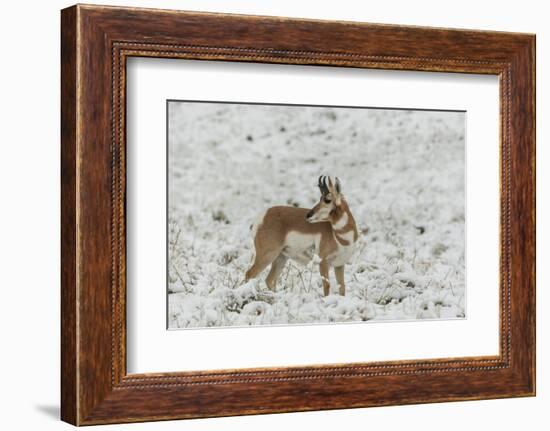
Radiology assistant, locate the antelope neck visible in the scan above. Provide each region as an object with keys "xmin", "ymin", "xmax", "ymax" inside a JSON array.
[{"xmin": 331, "ymin": 209, "xmax": 357, "ymax": 246}]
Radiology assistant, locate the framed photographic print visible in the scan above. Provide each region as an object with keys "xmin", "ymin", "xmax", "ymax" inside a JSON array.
[
  {"xmin": 61, "ymin": 4, "xmax": 536, "ymax": 425},
  {"xmin": 165, "ymin": 101, "xmax": 466, "ymax": 329}
]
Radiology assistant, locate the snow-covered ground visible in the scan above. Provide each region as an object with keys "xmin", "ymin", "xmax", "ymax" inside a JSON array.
[{"xmin": 167, "ymin": 101, "xmax": 465, "ymax": 329}]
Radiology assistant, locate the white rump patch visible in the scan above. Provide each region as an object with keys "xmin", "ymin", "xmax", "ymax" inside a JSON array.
[{"xmin": 251, "ymin": 210, "xmax": 267, "ymax": 238}]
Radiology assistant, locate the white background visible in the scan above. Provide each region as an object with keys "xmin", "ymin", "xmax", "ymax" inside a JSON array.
[
  {"xmin": 0, "ymin": 0, "xmax": 546, "ymax": 430},
  {"xmin": 128, "ymin": 59, "xmax": 499, "ymax": 373}
]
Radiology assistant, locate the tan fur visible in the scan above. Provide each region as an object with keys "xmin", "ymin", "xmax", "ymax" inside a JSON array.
[{"xmin": 245, "ymin": 177, "xmax": 358, "ymax": 296}]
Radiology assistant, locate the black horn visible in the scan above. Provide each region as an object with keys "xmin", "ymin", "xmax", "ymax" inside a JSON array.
[
  {"xmin": 323, "ymin": 175, "xmax": 329, "ymax": 195},
  {"xmin": 318, "ymin": 175, "xmax": 329, "ymax": 195}
]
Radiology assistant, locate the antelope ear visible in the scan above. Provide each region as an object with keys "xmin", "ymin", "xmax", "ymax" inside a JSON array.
[
  {"xmin": 333, "ymin": 177, "xmax": 343, "ymax": 205},
  {"xmin": 335, "ymin": 177, "xmax": 342, "ymax": 194}
]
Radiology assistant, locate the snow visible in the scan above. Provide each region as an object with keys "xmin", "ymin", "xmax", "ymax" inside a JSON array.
[{"xmin": 167, "ymin": 102, "xmax": 465, "ymax": 329}]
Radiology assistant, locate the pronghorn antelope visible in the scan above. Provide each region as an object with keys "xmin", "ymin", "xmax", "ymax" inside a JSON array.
[{"xmin": 245, "ymin": 176, "xmax": 359, "ymax": 296}]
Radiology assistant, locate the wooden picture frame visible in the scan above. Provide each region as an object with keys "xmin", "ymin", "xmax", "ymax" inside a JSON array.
[{"xmin": 61, "ymin": 4, "xmax": 536, "ymax": 425}]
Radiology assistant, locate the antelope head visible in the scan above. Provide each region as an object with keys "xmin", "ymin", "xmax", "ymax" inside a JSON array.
[{"xmin": 306, "ymin": 176, "xmax": 343, "ymax": 223}]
